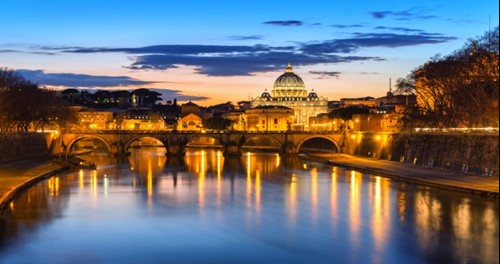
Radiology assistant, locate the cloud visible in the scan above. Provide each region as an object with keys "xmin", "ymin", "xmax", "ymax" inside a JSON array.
[
  {"xmin": 331, "ymin": 24, "xmax": 365, "ymax": 29},
  {"xmin": 44, "ymin": 44, "xmax": 382, "ymax": 76},
  {"xmin": 46, "ymin": 44, "xmax": 272, "ymax": 55},
  {"xmin": 143, "ymin": 88, "xmax": 209, "ymax": 101},
  {"xmin": 370, "ymin": 9, "xmax": 438, "ymax": 21},
  {"xmin": 371, "ymin": 11, "xmax": 392, "ymax": 19},
  {"xmin": 17, "ymin": 69, "xmax": 154, "ymax": 87},
  {"xmin": 0, "ymin": 49, "xmax": 56, "ymax": 55},
  {"xmin": 34, "ymin": 29, "xmax": 455, "ymax": 77},
  {"xmin": 228, "ymin": 35, "xmax": 263, "ymax": 41},
  {"xmin": 309, "ymin": 71, "xmax": 341, "ymax": 79},
  {"xmin": 300, "ymin": 32, "xmax": 457, "ymax": 54},
  {"xmin": 263, "ymin": 20, "xmax": 303, "ymax": 26},
  {"xmin": 373, "ymin": 26, "xmax": 425, "ymax": 33},
  {"xmin": 308, "ymin": 22, "xmax": 322, "ymax": 26},
  {"xmin": 125, "ymin": 52, "xmax": 381, "ymax": 76}
]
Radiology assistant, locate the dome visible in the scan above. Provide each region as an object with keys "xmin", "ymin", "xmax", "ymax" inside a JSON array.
[
  {"xmin": 272, "ymin": 63, "xmax": 307, "ymax": 98},
  {"xmin": 261, "ymin": 89, "xmax": 272, "ymax": 100},
  {"xmin": 308, "ymin": 91, "xmax": 318, "ymax": 99}
]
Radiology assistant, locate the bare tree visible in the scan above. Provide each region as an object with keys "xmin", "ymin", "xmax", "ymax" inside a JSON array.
[
  {"xmin": 0, "ymin": 67, "xmax": 78, "ymax": 132},
  {"xmin": 399, "ymin": 27, "xmax": 499, "ymax": 128}
]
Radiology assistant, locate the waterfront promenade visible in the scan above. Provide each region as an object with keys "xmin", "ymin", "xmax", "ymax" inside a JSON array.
[
  {"xmin": 0, "ymin": 158, "xmax": 66, "ymax": 212},
  {"xmin": 322, "ymin": 153, "xmax": 499, "ymax": 196}
]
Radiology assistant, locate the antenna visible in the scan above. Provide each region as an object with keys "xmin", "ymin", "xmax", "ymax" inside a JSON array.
[{"xmin": 389, "ymin": 78, "xmax": 392, "ymax": 92}]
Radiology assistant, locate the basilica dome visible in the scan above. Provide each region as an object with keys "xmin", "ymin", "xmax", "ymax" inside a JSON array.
[{"xmin": 272, "ymin": 63, "xmax": 307, "ymax": 98}]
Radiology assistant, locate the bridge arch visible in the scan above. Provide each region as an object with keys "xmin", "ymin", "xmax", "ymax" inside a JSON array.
[
  {"xmin": 296, "ymin": 135, "xmax": 339, "ymax": 153},
  {"xmin": 124, "ymin": 136, "xmax": 167, "ymax": 153},
  {"xmin": 66, "ymin": 135, "xmax": 112, "ymax": 154},
  {"xmin": 242, "ymin": 135, "xmax": 282, "ymax": 152},
  {"xmin": 186, "ymin": 135, "xmax": 223, "ymax": 148}
]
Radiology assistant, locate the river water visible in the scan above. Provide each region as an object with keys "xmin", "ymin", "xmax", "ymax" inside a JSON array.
[{"xmin": 0, "ymin": 148, "xmax": 498, "ymax": 264}]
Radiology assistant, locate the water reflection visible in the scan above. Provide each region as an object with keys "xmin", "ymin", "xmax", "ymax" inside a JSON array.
[
  {"xmin": 350, "ymin": 170, "xmax": 361, "ymax": 248},
  {"xmin": 0, "ymin": 149, "xmax": 498, "ymax": 264},
  {"xmin": 330, "ymin": 167, "xmax": 338, "ymax": 225}
]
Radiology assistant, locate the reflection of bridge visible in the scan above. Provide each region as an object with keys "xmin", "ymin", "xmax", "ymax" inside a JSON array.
[{"xmin": 50, "ymin": 130, "xmax": 350, "ymax": 156}]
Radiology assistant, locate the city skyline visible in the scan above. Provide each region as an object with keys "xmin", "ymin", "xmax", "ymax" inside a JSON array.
[{"xmin": 1, "ymin": 0, "xmax": 498, "ymax": 105}]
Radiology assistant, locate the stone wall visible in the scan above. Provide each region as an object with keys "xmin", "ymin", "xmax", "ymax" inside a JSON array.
[
  {"xmin": 0, "ymin": 133, "xmax": 49, "ymax": 162},
  {"xmin": 349, "ymin": 132, "xmax": 499, "ymax": 177}
]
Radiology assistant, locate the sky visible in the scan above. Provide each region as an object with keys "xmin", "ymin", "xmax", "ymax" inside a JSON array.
[{"xmin": 1, "ymin": 0, "xmax": 498, "ymax": 106}]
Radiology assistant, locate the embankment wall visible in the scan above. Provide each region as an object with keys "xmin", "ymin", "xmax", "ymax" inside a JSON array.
[
  {"xmin": 350, "ymin": 132, "xmax": 499, "ymax": 177},
  {"xmin": 0, "ymin": 133, "xmax": 49, "ymax": 162}
]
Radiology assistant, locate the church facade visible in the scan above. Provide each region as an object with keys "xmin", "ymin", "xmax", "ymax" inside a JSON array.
[{"xmin": 251, "ymin": 63, "xmax": 329, "ymax": 130}]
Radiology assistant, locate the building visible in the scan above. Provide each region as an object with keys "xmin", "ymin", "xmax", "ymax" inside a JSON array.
[
  {"xmin": 222, "ymin": 111, "xmax": 246, "ymax": 130},
  {"xmin": 177, "ymin": 113, "xmax": 203, "ymax": 131},
  {"xmin": 375, "ymin": 91, "xmax": 415, "ymax": 107},
  {"xmin": 181, "ymin": 101, "xmax": 201, "ymax": 116},
  {"xmin": 339, "ymin": 97, "xmax": 376, "ymax": 108},
  {"xmin": 245, "ymin": 106, "xmax": 294, "ymax": 131},
  {"xmin": 352, "ymin": 112, "xmax": 401, "ymax": 132},
  {"xmin": 76, "ymin": 109, "xmax": 113, "ymax": 130},
  {"xmin": 309, "ymin": 113, "xmax": 342, "ymax": 132},
  {"xmin": 120, "ymin": 109, "xmax": 165, "ymax": 130},
  {"xmin": 251, "ymin": 63, "xmax": 329, "ymax": 131}
]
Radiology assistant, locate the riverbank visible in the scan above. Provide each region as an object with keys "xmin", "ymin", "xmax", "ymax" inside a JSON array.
[
  {"xmin": 307, "ymin": 153, "xmax": 499, "ymax": 198},
  {"xmin": 0, "ymin": 158, "xmax": 68, "ymax": 214}
]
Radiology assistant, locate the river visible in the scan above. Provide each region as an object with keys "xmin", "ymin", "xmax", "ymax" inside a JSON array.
[{"xmin": 0, "ymin": 148, "xmax": 498, "ymax": 264}]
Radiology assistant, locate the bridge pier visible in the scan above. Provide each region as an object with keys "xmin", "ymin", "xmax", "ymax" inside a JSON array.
[
  {"xmin": 280, "ymin": 142, "xmax": 298, "ymax": 156},
  {"xmin": 223, "ymin": 141, "xmax": 242, "ymax": 157},
  {"xmin": 166, "ymin": 144, "xmax": 186, "ymax": 157}
]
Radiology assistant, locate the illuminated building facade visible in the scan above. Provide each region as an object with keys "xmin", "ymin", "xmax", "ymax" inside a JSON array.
[
  {"xmin": 177, "ymin": 113, "xmax": 203, "ymax": 131},
  {"xmin": 340, "ymin": 97, "xmax": 376, "ymax": 108},
  {"xmin": 251, "ymin": 64, "xmax": 328, "ymax": 130},
  {"xmin": 76, "ymin": 110, "xmax": 113, "ymax": 130},
  {"xmin": 245, "ymin": 105, "xmax": 294, "ymax": 131}
]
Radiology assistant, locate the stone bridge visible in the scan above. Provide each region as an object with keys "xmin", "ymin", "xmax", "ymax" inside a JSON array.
[{"xmin": 49, "ymin": 130, "xmax": 351, "ymax": 156}]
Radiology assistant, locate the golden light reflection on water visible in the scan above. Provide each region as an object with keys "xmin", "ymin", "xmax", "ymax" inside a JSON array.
[
  {"xmin": 311, "ymin": 167, "xmax": 318, "ymax": 222},
  {"xmin": 398, "ymin": 191, "xmax": 406, "ymax": 222},
  {"xmin": 198, "ymin": 152, "xmax": 206, "ymax": 209},
  {"xmin": 79, "ymin": 169, "xmax": 84, "ymax": 190},
  {"xmin": 246, "ymin": 164, "xmax": 252, "ymax": 209},
  {"xmin": 415, "ymin": 191, "xmax": 442, "ymax": 250},
  {"xmin": 216, "ymin": 151, "xmax": 222, "ymax": 206},
  {"xmin": 289, "ymin": 173, "xmax": 297, "ymax": 225},
  {"xmin": 371, "ymin": 176, "xmax": 390, "ymax": 254},
  {"xmin": 91, "ymin": 170, "xmax": 98, "ymax": 200},
  {"xmin": 350, "ymin": 170, "xmax": 361, "ymax": 244},
  {"xmin": 330, "ymin": 167, "xmax": 338, "ymax": 224},
  {"xmin": 47, "ymin": 177, "xmax": 59, "ymax": 197},
  {"xmin": 147, "ymin": 159, "xmax": 153, "ymax": 208},
  {"xmin": 127, "ymin": 147, "xmax": 167, "ymax": 201},
  {"xmin": 246, "ymin": 152, "xmax": 251, "ymax": 177},
  {"xmin": 255, "ymin": 169, "xmax": 261, "ymax": 215},
  {"xmin": 481, "ymin": 205, "xmax": 498, "ymax": 262}
]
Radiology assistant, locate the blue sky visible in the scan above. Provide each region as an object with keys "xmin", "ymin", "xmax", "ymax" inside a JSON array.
[{"xmin": 1, "ymin": 0, "xmax": 498, "ymax": 105}]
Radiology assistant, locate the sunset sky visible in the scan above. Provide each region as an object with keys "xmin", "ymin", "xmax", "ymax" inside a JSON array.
[{"xmin": 1, "ymin": 0, "xmax": 498, "ymax": 105}]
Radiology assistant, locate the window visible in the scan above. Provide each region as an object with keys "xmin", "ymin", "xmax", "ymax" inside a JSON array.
[{"xmin": 274, "ymin": 118, "xmax": 278, "ymax": 125}]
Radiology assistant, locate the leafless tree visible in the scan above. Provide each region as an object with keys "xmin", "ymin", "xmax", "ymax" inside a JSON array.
[
  {"xmin": 397, "ymin": 27, "xmax": 499, "ymax": 128},
  {"xmin": 0, "ymin": 67, "xmax": 78, "ymax": 132}
]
